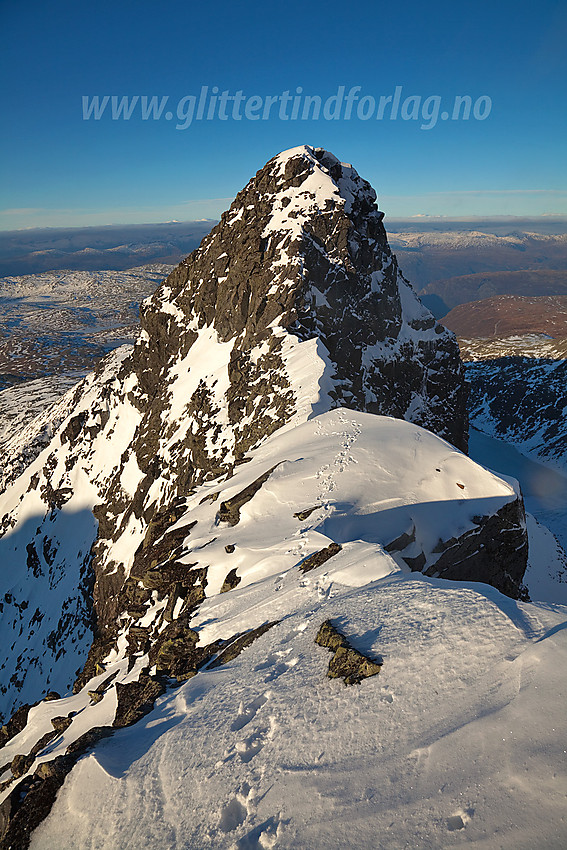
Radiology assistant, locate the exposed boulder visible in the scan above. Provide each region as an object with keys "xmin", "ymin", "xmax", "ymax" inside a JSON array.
[
  {"xmin": 299, "ymin": 542, "xmax": 342, "ymax": 573},
  {"xmin": 315, "ymin": 620, "xmax": 382, "ymax": 685},
  {"xmin": 113, "ymin": 676, "xmax": 166, "ymax": 728}
]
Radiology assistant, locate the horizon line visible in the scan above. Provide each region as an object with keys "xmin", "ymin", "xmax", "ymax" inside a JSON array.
[{"xmin": 2, "ymin": 212, "xmax": 567, "ymax": 235}]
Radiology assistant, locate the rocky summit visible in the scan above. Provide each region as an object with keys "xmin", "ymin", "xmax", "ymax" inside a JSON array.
[{"xmin": 0, "ymin": 146, "xmax": 530, "ymax": 848}]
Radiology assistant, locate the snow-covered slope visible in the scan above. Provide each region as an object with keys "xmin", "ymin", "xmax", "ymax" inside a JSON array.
[
  {"xmin": 462, "ymin": 335, "xmax": 567, "ymax": 474},
  {"xmin": 28, "ymin": 574, "xmax": 567, "ymax": 850},
  {"xmin": 0, "ymin": 374, "xmax": 88, "ymax": 494},
  {"xmin": 0, "ymin": 375, "xmax": 81, "ymax": 458},
  {"xmin": 0, "ymin": 348, "xmax": 135, "ymax": 714},
  {"xmin": 0, "ymin": 409, "xmax": 534, "ymax": 849}
]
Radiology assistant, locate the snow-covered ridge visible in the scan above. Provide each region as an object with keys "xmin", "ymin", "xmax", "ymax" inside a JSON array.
[
  {"xmin": 268, "ymin": 145, "xmax": 377, "ymax": 220},
  {"xmin": 459, "ymin": 333, "xmax": 567, "ymax": 361},
  {"xmin": 390, "ymin": 229, "xmax": 567, "ymax": 250},
  {"xmin": 0, "ymin": 409, "xmax": 524, "ymax": 804},
  {"xmin": 29, "ymin": 576, "xmax": 567, "ymax": 850},
  {"xmin": 0, "ymin": 409, "xmax": 554, "ymax": 850}
]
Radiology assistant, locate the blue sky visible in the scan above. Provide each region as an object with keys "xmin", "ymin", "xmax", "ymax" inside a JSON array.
[{"xmin": 1, "ymin": 0, "xmax": 566, "ymax": 229}]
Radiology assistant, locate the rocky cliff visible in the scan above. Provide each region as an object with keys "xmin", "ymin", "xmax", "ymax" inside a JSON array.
[{"xmin": 461, "ymin": 334, "xmax": 567, "ymax": 473}]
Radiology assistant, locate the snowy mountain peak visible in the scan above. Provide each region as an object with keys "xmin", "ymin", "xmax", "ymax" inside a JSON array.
[
  {"xmin": 0, "ymin": 147, "xmax": 533, "ymax": 848},
  {"xmin": 0, "ymin": 147, "xmax": 483, "ymax": 721},
  {"xmin": 134, "ymin": 144, "xmax": 467, "ymax": 456},
  {"xmin": 267, "ymin": 145, "xmax": 378, "ymax": 216}
]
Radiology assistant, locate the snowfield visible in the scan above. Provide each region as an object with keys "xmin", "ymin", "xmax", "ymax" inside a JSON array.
[
  {"xmin": 1, "ymin": 410, "xmax": 565, "ymax": 849},
  {"xmin": 30, "ymin": 571, "xmax": 567, "ymax": 850}
]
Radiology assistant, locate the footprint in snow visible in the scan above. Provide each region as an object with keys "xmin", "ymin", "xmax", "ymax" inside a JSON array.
[
  {"xmin": 219, "ymin": 783, "xmax": 256, "ymax": 833},
  {"xmin": 236, "ymin": 729, "xmax": 268, "ymax": 763},
  {"xmin": 279, "ymin": 621, "xmax": 310, "ymax": 642},
  {"xmin": 446, "ymin": 808, "xmax": 474, "ymax": 831},
  {"xmin": 235, "ymin": 814, "xmax": 282, "ymax": 849},
  {"xmin": 255, "ymin": 648, "xmax": 298, "ymax": 682},
  {"xmin": 219, "ymin": 796, "xmax": 248, "ymax": 833},
  {"xmin": 263, "ymin": 656, "xmax": 298, "ymax": 683},
  {"xmin": 231, "ymin": 693, "xmax": 270, "ymax": 731},
  {"xmin": 315, "ymin": 577, "xmax": 334, "ymax": 600},
  {"xmin": 256, "ymin": 646, "xmax": 291, "ymax": 667},
  {"xmin": 255, "ymin": 652, "xmax": 281, "ymax": 670}
]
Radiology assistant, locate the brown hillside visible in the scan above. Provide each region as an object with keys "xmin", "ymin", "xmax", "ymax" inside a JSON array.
[
  {"xmin": 420, "ymin": 269, "xmax": 567, "ymax": 313},
  {"xmin": 441, "ymin": 294, "xmax": 567, "ymax": 338}
]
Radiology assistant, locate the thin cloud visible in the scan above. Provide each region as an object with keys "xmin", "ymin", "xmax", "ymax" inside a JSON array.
[
  {"xmin": 0, "ymin": 208, "xmax": 46, "ymax": 215},
  {"xmin": 0, "ymin": 198, "xmax": 234, "ymax": 230}
]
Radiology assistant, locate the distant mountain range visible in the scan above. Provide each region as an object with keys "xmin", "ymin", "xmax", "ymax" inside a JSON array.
[
  {"xmin": 0, "ymin": 222, "xmax": 213, "ymax": 277},
  {"xmin": 3, "ymin": 218, "xmax": 566, "ymax": 287},
  {"xmin": 420, "ymin": 268, "xmax": 567, "ymax": 317},
  {"xmin": 381, "ymin": 227, "xmax": 567, "ymax": 320}
]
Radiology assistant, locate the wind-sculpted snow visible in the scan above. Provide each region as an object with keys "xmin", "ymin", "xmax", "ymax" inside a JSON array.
[
  {"xmin": 0, "ymin": 410, "xmax": 528, "ymax": 839},
  {"xmin": 11, "ymin": 568, "xmax": 567, "ymax": 850}
]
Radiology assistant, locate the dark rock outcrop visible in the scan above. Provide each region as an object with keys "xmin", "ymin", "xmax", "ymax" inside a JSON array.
[
  {"xmin": 209, "ymin": 622, "xmax": 280, "ymax": 669},
  {"xmin": 385, "ymin": 500, "xmax": 529, "ymax": 600},
  {"xmin": 425, "ymin": 500, "xmax": 529, "ymax": 599},
  {"xmin": 0, "ymin": 705, "xmax": 32, "ymax": 750},
  {"xmin": 113, "ymin": 676, "xmax": 166, "ymax": 728},
  {"xmin": 220, "ymin": 568, "xmax": 241, "ymax": 593},
  {"xmin": 315, "ymin": 620, "xmax": 382, "ymax": 685},
  {"xmin": 299, "ymin": 542, "xmax": 342, "ymax": 573}
]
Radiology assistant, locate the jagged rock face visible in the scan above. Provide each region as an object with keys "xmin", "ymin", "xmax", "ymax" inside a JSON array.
[
  {"xmin": 462, "ymin": 337, "xmax": 567, "ymax": 473},
  {"xmin": 0, "ymin": 145, "xmax": 472, "ymax": 726},
  {"xmin": 91, "ymin": 146, "xmax": 465, "ymax": 660},
  {"xmin": 134, "ymin": 146, "xmax": 467, "ymax": 457}
]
